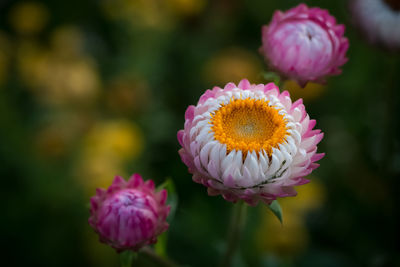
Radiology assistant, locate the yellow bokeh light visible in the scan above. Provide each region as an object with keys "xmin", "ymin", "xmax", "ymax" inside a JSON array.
[
  {"xmin": 17, "ymin": 39, "xmax": 100, "ymax": 106},
  {"xmin": 204, "ymin": 47, "xmax": 263, "ymax": 86},
  {"xmin": 256, "ymin": 180, "xmax": 325, "ymax": 257},
  {"xmin": 9, "ymin": 2, "xmax": 49, "ymax": 35},
  {"xmin": 283, "ymin": 80, "xmax": 325, "ymax": 102},
  {"xmin": 82, "ymin": 120, "xmax": 144, "ymax": 161},
  {"xmin": 167, "ymin": 0, "xmax": 207, "ymax": 17}
]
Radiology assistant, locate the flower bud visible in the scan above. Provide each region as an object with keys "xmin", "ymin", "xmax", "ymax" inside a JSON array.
[
  {"xmin": 89, "ymin": 174, "xmax": 170, "ymax": 252},
  {"xmin": 261, "ymin": 4, "xmax": 349, "ymax": 86}
]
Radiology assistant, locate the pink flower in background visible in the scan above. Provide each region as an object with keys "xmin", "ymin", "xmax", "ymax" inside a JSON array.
[
  {"xmin": 89, "ymin": 174, "xmax": 170, "ymax": 252},
  {"xmin": 177, "ymin": 79, "xmax": 324, "ymax": 206},
  {"xmin": 261, "ymin": 3, "xmax": 349, "ymax": 86},
  {"xmin": 351, "ymin": 0, "xmax": 400, "ymax": 50}
]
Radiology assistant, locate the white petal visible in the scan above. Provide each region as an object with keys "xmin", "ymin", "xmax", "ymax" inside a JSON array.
[
  {"xmin": 293, "ymin": 148, "xmax": 307, "ymax": 165},
  {"xmin": 259, "ymin": 151, "xmax": 269, "ymax": 174},
  {"xmin": 199, "ymin": 141, "xmax": 214, "ymax": 167},
  {"xmin": 209, "ymin": 144, "xmax": 222, "ymax": 176},
  {"xmin": 292, "ymin": 107, "xmax": 302, "ymax": 122},
  {"xmin": 266, "ymin": 152, "xmax": 280, "ymax": 177},
  {"xmin": 240, "ymin": 166, "xmax": 253, "ymax": 187},
  {"xmin": 300, "ymin": 135, "xmax": 317, "ymax": 150},
  {"xmin": 221, "ymin": 150, "xmax": 236, "ymax": 171},
  {"xmin": 243, "ymin": 152, "xmax": 260, "ymax": 183}
]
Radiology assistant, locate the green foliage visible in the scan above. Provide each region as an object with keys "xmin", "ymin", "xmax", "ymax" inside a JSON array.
[
  {"xmin": 155, "ymin": 178, "xmax": 178, "ymax": 258},
  {"xmin": 268, "ymin": 200, "xmax": 283, "ymax": 224},
  {"xmin": 120, "ymin": 251, "xmax": 137, "ymax": 267},
  {"xmin": 262, "ymin": 71, "xmax": 281, "ymax": 87}
]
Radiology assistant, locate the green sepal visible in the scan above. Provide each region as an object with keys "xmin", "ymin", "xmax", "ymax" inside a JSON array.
[
  {"xmin": 154, "ymin": 231, "xmax": 168, "ymax": 257},
  {"xmin": 268, "ymin": 200, "xmax": 283, "ymax": 224},
  {"xmin": 119, "ymin": 250, "xmax": 137, "ymax": 267},
  {"xmin": 156, "ymin": 177, "xmax": 178, "ymax": 222},
  {"xmin": 154, "ymin": 178, "xmax": 178, "ymax": 258},
  {"xmin": 261, "ymin": 71, "xmax": 281, "ymax": 86}
]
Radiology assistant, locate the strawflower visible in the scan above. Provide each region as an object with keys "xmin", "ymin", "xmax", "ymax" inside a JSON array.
[
  {"xmin": 260, "ymin": 3, "xmax": 349, "ymax": 86},
  {"xmin": 178, "ymin": 79, "xmax": 324, "ymax": 206},
  {"xmin": 351, "ymin": 0, "xmax": 400, "ymax": 49},
  {"xmin": 89, "ymin": 174, "xmax": 170, "ymax": 252}
]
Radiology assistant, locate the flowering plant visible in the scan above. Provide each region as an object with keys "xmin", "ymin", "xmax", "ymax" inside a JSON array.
[
  {"xmin": 261, "ymin": 3, "xmax": 349, "ymax": 86},
  {"xmin": 89, "ymin": 174, "xmax": 170, "ymax": 252},
  {"xmin": 178, "ymin": 79, "xmax": 324, "ymax": 206}
]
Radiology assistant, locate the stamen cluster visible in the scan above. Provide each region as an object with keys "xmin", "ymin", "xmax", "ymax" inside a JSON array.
[{"xmin": 211, "ymin": 98, "xmax": 288, "ymax": 156}]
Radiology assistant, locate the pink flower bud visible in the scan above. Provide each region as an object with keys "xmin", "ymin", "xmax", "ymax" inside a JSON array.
[
  {"xmin": 261, "ymin": 4, "xmax": 349, "ymax": 86},
  {"xmin": 89, "ymin": 174, "xmax": 170, "ymax": 252}
]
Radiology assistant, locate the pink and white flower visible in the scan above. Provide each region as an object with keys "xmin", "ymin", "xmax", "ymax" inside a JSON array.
[
  {"xmin": 351, "ymin": 0, "xmax": 400, "ymax": 49},
  {"xmin": 261, "ymin": 3, "xmax": 349, "ymax": 86},
  {"xmin": 177, "ymin": 79, "xmax": 324, "ymax": 206},
  {"xmin": 89, "ymin": 174, "xmax": 170, "ymax": 252}
]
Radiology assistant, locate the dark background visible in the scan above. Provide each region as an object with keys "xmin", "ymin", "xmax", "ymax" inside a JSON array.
[{"xmin": 1, "ymin": 0, "xmax": 399, "ymax": 266}]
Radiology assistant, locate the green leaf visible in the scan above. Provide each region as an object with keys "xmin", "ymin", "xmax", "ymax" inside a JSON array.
[
  {"xmin": 157, "ymin": 177, "xmax": 178, "ymax": 222},
  {"xmin": 268, "ymin": 200, "xmax": 283, "ymax": 224},
  {"xmin": 154, "ymin": 231, "xmax": 168, "ymax": 257},
  {"xmin": 154, "ymin": 178, "xmax": 179, "ymax": 258},
  {"xmin": 261, "ymin": 71, "xmax": 281, "ymax": 86}
]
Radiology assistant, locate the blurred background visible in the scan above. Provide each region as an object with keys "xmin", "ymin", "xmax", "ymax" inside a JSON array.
[{"xmin": 1, "ymin": 0, "xmax": 399, "ymax": 266}]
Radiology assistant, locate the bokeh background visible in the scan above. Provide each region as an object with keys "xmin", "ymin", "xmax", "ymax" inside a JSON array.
[{"xmin": 1, "ymin": 0, "xmax": 399, "ymax": 266}]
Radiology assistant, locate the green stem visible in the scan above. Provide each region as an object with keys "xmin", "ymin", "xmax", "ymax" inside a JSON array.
[
  {"xmin": 120, "ymin": 250, "xmax": 136, "ymax": 267},
  {"xmin": 219, "ymin": 201, "xmax": 248, "ymax": 267},
  {"xmin": 140, "ymin": 246, "xmax": 178, "ymax": 267}
]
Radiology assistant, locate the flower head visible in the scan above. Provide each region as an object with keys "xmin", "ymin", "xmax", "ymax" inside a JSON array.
[
  {"xmin": 351, "ymin": 0, "xmax": 400, "ymax": 49},
  {"xmin": 260, "ymin": 4, "xmax": 349, "ymax": 86},
  {"xmin": 89, "ymin": 174, "xmax": 170, "ymax": 252},
  {"xmin": 177, "ymin": 79, "xmax": 324, "ymax": 206}
]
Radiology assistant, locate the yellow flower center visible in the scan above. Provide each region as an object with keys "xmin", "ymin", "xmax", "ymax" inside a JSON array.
[{"xmin": 211, "ymin": 98, "xmax": 288, "ymax": 156}]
